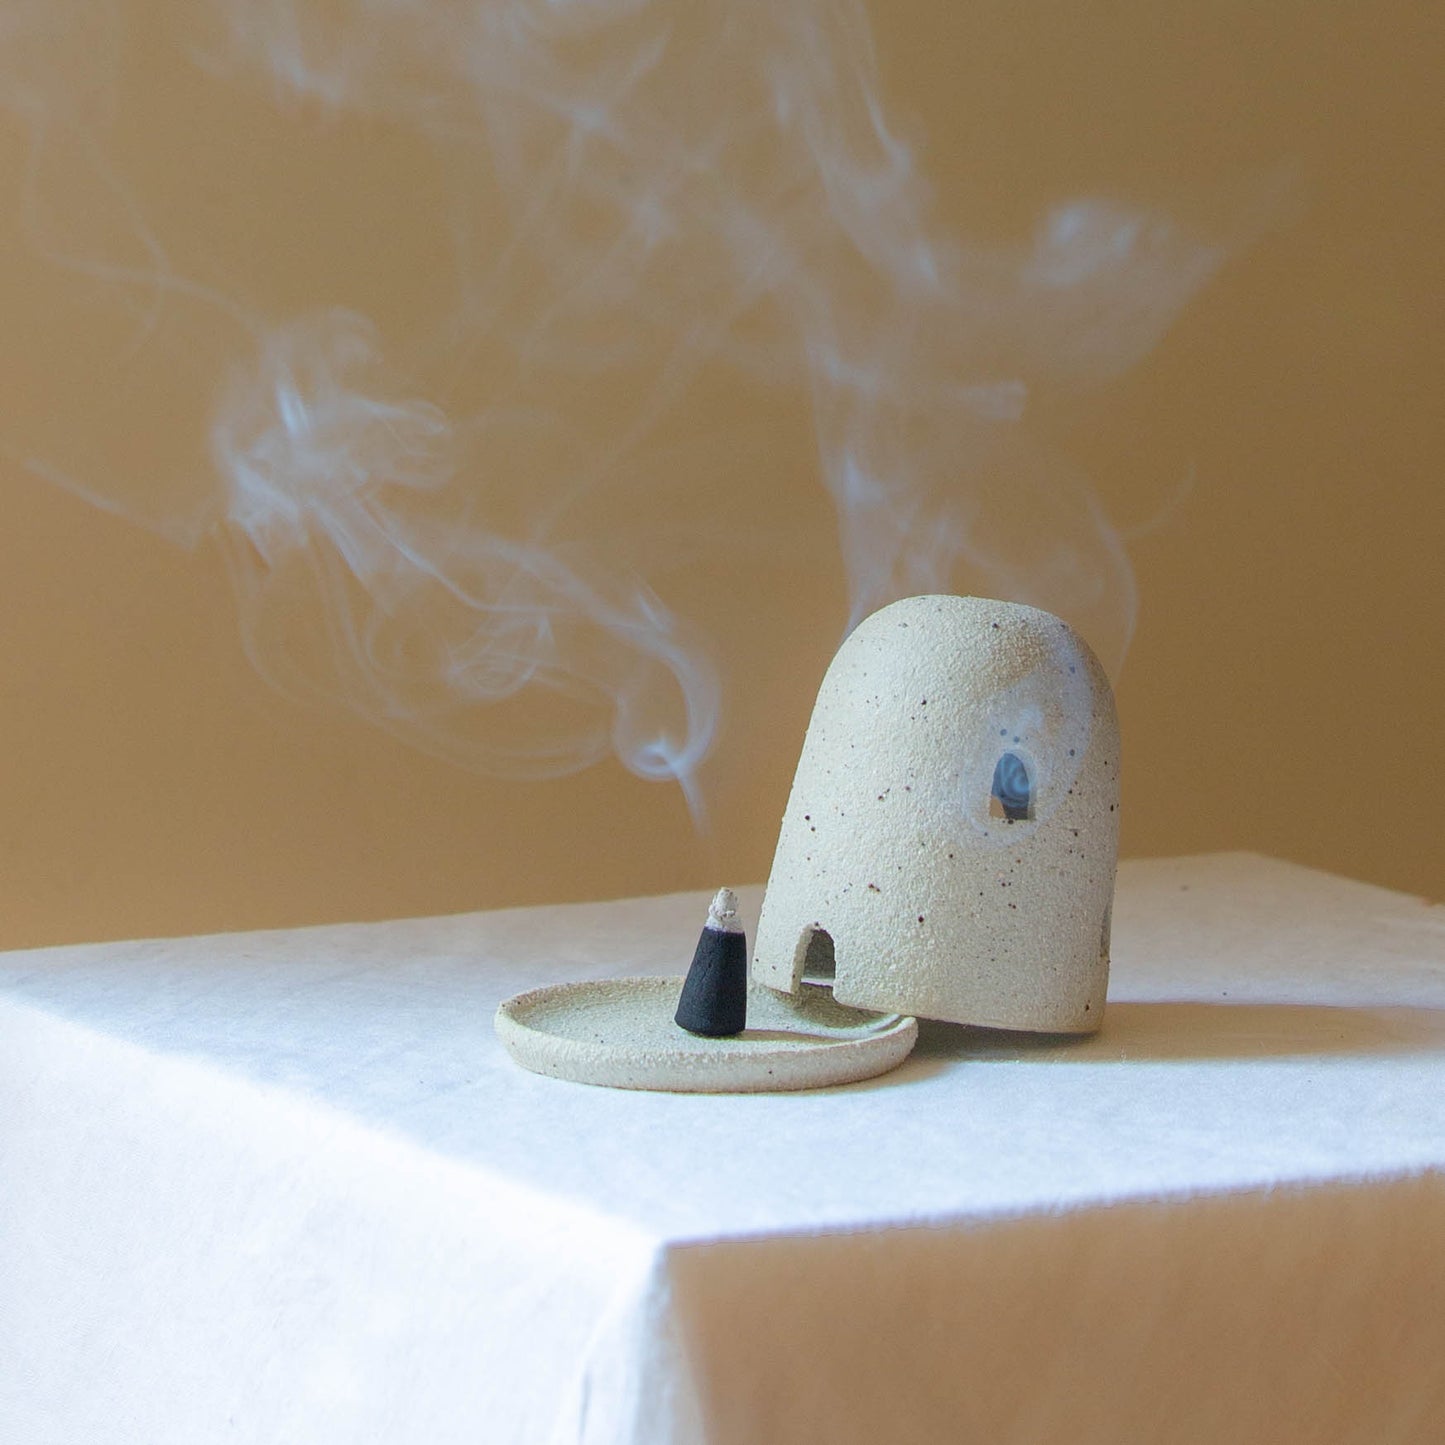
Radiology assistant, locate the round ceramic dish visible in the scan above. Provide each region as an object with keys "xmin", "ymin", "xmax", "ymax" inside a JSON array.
[{"xmin": 495, "ymin": 977, "xmax": 917, "ymax": 1093}]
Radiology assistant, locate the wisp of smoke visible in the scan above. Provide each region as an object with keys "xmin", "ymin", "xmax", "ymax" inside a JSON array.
[
  {"xmin": 214, "ymin": 308, "xmax": 719, "ymax": 809},
  {"xmin": 1, "ymin": 0, "xmax": 1260, "ymax": 812}
]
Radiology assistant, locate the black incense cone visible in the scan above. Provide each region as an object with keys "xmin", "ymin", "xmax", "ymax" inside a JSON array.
[{"xmin": 675, "ymin": 888, "xmax": 748, "ymax": 1037}]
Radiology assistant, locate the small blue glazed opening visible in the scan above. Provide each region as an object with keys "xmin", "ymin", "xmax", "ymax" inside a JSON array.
[{"xmin": 989, "ymin": 751, "xmax": 1033, "ymax": 822}]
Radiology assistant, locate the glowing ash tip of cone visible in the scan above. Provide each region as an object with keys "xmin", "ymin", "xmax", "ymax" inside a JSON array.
[{"xmin": 706, "ymin": 887, "xmax": 742, "ymax": 933}]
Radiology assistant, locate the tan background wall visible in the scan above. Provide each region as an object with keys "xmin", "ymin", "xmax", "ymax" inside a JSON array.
[{"xmin": 1, "ymin": 0, "xmax": 1440, "ymax": 949}]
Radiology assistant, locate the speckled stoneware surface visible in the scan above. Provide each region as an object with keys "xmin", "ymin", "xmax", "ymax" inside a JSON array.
[
  {"xmin": 753, "ymin": 594, "xmax": 1120, "ymax": 1034},
  {"xmin": 495, "ymin": 978, "xmax": 917, "ymax": 1092}
]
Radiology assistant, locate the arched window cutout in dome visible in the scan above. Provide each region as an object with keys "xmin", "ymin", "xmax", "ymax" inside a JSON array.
[
  {"xmin": 797, "ymin": 925, "xmax": 836, "ymax": 983},
  {"xmin": 990, "ymin": 751, "xmax": 1033, "ymax": 822}
]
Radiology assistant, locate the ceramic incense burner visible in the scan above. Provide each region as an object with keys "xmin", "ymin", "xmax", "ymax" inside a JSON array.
[
  {"xmin": 497, "ymin": 593, "xmax": 1120, "ymax": 1090},
  {"xmin": 752, "ymin": 594, "xmax": 1119, "ymax": 1034}
]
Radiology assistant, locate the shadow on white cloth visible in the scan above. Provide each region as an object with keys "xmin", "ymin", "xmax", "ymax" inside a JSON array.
[{"xmin": 903, "ymin": 999, "xmax": 1445, "ymax": 1072}]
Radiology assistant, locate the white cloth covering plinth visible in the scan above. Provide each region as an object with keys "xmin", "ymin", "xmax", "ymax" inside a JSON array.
[{"xmin": 3, "ymin": 854, "xmax": 1444, "ymax": 1443}]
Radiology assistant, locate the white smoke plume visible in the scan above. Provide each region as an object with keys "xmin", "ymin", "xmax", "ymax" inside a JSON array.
[{"xmin": 1, "ymin": 0, "xmax": 1260, "ymax": 810}]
